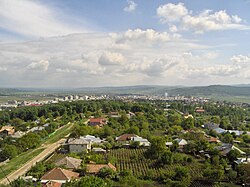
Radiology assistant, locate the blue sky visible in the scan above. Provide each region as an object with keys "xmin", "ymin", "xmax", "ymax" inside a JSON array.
[{"xmin": 0, "ymin": 0, "xmax": 250, "ymax": 87}]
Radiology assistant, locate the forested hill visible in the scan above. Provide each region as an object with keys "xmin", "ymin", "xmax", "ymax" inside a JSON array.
[
  {"xmin": 75, "ymin": 85, "xmax": 250, "ymax": 97},
  {"xmin": 0, "ymin": 85, "xmax": 250, "ymax": 97},
  {"xmin": 167, "ymin": 85, "xmax": 250, "ymax": 97}
]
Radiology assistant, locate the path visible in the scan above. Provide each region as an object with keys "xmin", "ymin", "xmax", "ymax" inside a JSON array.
[{"xmin": 0, "ymin": 138, "xmax": 66, "ymax": 185}]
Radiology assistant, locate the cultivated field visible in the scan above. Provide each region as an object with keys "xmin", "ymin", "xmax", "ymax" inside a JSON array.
[{"xmin": 107, "ymin": 148, "xmax": 203, "ymax": 179}]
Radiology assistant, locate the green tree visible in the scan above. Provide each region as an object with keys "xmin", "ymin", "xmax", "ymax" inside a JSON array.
[
  {"xmin": 18, "ymin": 133, "xmax": 41, "ymax": 150},
  {"xmin": 181, "ymin": 117, "xmax": 194, "ymax": 130},
  {"xmin": 64, "ymin": 176, "xmax": 111, "ymax": 187},
  {"xmin": 146, "ymin": 136, "xmax": 166, "ymax": 159},
  {"xmin": 223, "ymin": 133, "xmax": 234, "ymax": 144},
  {"xmin": 130, "ymin": 141, "xmax": 140, "ymax": 148},
  {"xmin": 203, "ymin": 168, "xmax": 224, "ymax": 182},
  {"xmin": 227, "ymin": 149, "xmax": 241, "ymax": 162},
  {"xmin": 158, "ymin": 150, "xmax": 173, "ymax": 165},
  {"xmin": 0, "ymin": 145, "xmax": 18, "ymax": 160},
  {"xmin": 173, "ymin": 166, "xmax": 191, "ymax": 186},
  {"xmin": 97, "ymin": 167, "xmax": 115, "ymax": 179},
  {"xmin": 126, "ymin": 126, "xmax": 139, "ymax": 135},
  {"xmin": 10, "ymin": 178, "xmax": 38, "ymax": 187},
  {"xmin": 237, "ymin": 163, "xmax": 250, "ymax": 185}
]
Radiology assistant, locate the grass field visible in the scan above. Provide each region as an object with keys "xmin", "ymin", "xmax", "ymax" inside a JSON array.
[
  {"xmin": 43, "ymin": 122, "xmax": 73, "ymax": 145},
  {"xmin": 0, "ymin": 148, "xmax": 44, "ymax": 180},
  {"xmin": 0, "ymin": 95, "xmax": 55, "ymax": 103},
  {"xmin": 210, "ymin": 95, "xmax": 250, "ymax": 103}
]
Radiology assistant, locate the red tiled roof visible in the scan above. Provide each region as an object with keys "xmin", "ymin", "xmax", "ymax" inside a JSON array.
[
  {"xmin": 41, "ymin": 168, "xmax": 79, "ymax": 181},
  {"xmin": 86, "ymin": 163, "xmax": 116, "ymax": 174},
  {"xmin": 42, "ymin": 181, "xmax": 62, "ymax": 187},
  {"xmin": 89, "ymin": 118, "xmax": 105, "ymax": 123},
  {"xmin": 209, "ymin": 137, "xmax": 220, "ymax": 143},
  {"xmin": 0, "ymin": 126, "xmax": 14, "ymax": 132},
  {"xmin": 196, "ymin": 109, "xmax": 205, "ymax": 113},
  {"xmin": 116, "ymin": 134, "xmax": 137, "ymax": 141},
  {"xmin": 55, "ymin": 156, "xmax": 82, "ymax": 169}
]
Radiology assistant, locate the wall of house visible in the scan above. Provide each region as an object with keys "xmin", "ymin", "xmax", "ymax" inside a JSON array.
[{"xmin": 69, "ymin": 144, "xmax": 88, "ymax": 153}]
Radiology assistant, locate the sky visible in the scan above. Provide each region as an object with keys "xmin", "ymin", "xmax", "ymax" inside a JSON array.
[{"xmin": 0, "ymin": 0, "xmax": 250, "ymax": 88}]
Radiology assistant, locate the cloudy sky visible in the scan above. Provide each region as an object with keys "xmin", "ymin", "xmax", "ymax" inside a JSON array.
[{"xmin": 0, "ymin": 0, "xmax": 250, "ymax": 88}]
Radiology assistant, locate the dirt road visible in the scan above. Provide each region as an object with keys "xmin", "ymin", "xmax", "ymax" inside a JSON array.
[{"xmin": 0, "ymin": 138, "xmax": 66, "ymax": 185}]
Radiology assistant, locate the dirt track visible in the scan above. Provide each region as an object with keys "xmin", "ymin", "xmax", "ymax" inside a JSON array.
[{"xmin": 0, "ymin": 138, "xmax": 66, "ymax": 185}]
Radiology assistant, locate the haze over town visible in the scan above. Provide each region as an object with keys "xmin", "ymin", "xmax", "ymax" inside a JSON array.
[{"xmin": 0, "ymin": 0, "xmax": 250, "ymax": 88}]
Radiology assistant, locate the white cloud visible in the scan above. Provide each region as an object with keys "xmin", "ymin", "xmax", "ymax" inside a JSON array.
[
  {"xmin": 99, "ymin": 52, "xmax": 125, "ymax": 66},
  {"xmin": 0, "ymin": 0, "xmax": 85, "ymax": 38},
  {"xmin": 124, "ymin": 0, "xmax": 137, "ymax": 12},
  {"xmin": 27, "ymin": 60, "xmax": 49, "ymax": 71},
  {"xmin": 230, "ymin": 54, "xmax": 250, "ymax": 65},
  {"xmin": 157, "ymin": 3, "xmax": 188, "ymax": 22},
  {"xmin": 181, "ymin": 10, "xmax": 246, "ymax": 33},
  {"xmin": 0, "ymin": 67, "xmax": 7, "ymax": 71},
  {"xmin": 143, "ymin": 58, "xmax": 179, "ymax": 76},
  {"xmin": 0, "ymin": 31, "xmax": 249, "ymax": 87},
  {"xmin": 169, "ymin": 25, "xmax": 178, "ymax": 33},
  {"xmin": 114, "ymin": 29, "xmax": 180, "ymax": 44},
  {"xmin": 157, "ymin": 3, "xmax": 249, "ymax": 33},
  {"xmin": 56, "ymin": 68, "xmax": 76, "ymax": 73}
]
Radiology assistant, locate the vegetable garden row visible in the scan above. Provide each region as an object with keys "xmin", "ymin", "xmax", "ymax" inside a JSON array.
[{"xmin": 107, "ymin": 148, "xmax": 203, "ymax": 179}]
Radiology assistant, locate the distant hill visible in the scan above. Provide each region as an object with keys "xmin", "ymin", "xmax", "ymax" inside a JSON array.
[
  {"xmin": 74, "ymin": 85, "xmax": 177, "ymax": 95},
  {"xmin": 0, "ymin": 88, "xmax": 22, "ymax": 96},
  {"xmin": 75, "ymin": 85, "xmax": 250, "ymax": 97},
  {"xmin": 167, "ymin": 85, "xmax": 250, "ymax": 97},
  {"xmin": 0, "ymin": 85, "xmax": 250, "ymax": 97}
]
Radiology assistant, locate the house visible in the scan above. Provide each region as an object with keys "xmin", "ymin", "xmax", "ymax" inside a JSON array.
[
  {"xmin": 131, "ymin": 136, "xmax": 150, "ymax": 147},
  {"xmin": 21, "ymin": 176, "xmax": 37, "ymax": 182},
  {"xmin": 80, "ymin": 135, "xmax": 103, "ymax": 144},
  {"xmin": 174, "ymin": 138, "xmax": 188, "ymax": 149},
  {"xmin": 127, "ymin": 112, "xmax": 135, "ymax": 119},
  {"xmin": 183, "ymin": 114, "xmax": 193, "ymax": 119},
  {"xmin": 204, "ymin": 123, "xmax": 220, "ymax": 130},
  {"xmin": 195, "ymin": 107, "xmax": 205, "ymax": 113},
  {"xmin": 86, "ymin": 163, "xmax": 116, "ymax": 174},
  {"xmin": 207, "ymin": 136, "xmax": 220, "ymax": 143},
  {"xmin": 216, "ymin": 143, "xmax": 246, "ymax": 156},
  {"xmin": 43, "ymin": 123, "xmax": 50, "ymax": 127},
  {"xmin": 55, "ymin": 156, "xmax": 82, "ymax": 170},
  {"xmin": 11, "ymin": 131, "xmax": 25, "ymax": 138},
  {"xmin": 89, "ymin": 118, "xmax": 107, "ymax": 127},
  {"xmin": 116, "ymin": 134, "xmax": 138, "ymax": 145},
  {"xmin": 41, "ymin": 168, "xmax": 79, "ymax": 184},
  {"xmin": 165, "ymin": 139, "xmax": 188, "ymax": 149},
  {"xmin": 67, "ymin": 138, "xmax": 92, "ymax": 153},
  {"xmin": 92, "ymin": 147, "xmax": 107, "ymax": 153},
  {"xmin": 234, "ymin": 157, "xmax": 250, "ymax": 165},
  {"xmin": 0, "ymin": 126, "xmax": 15, "ymax": 137},
  {"xmin": 109, "ymin": 112, "xmax": 121, "ymax": 118},
  {"xmin": 213, "ymin": 127, "xmax": 226, "ymax": 134},
  {"xmin": 42, "ymin": 181, "xmax": 62, "ymax": 187},
  {"xmin": 228, "ymin": 130, "xmax": 244, "ymax": 136},
  {"xmin": 166, "ymin": 142, "xmax": 173, "ymax": 147},
  {"xmin": 29, "ymin": 126, "xmax": 45, "ymax": 132}
]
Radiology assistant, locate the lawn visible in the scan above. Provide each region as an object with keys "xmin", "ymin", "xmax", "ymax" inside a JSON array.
[
  {"xmin": 43, "ymin": 122, "xmax": 74, "ymax": 145},
  {"xmin": 0, "ymin": 148, "xmax": 44, "ymax": 180}
]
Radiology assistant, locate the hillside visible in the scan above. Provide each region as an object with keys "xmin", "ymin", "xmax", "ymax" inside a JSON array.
[
  {"xmin": 0, "ymin": 85, "xmax": 250, "ymax": 97},
  {"xmin": 168, "ymin": 85, "xmax": 250, "ymax": 97}
]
